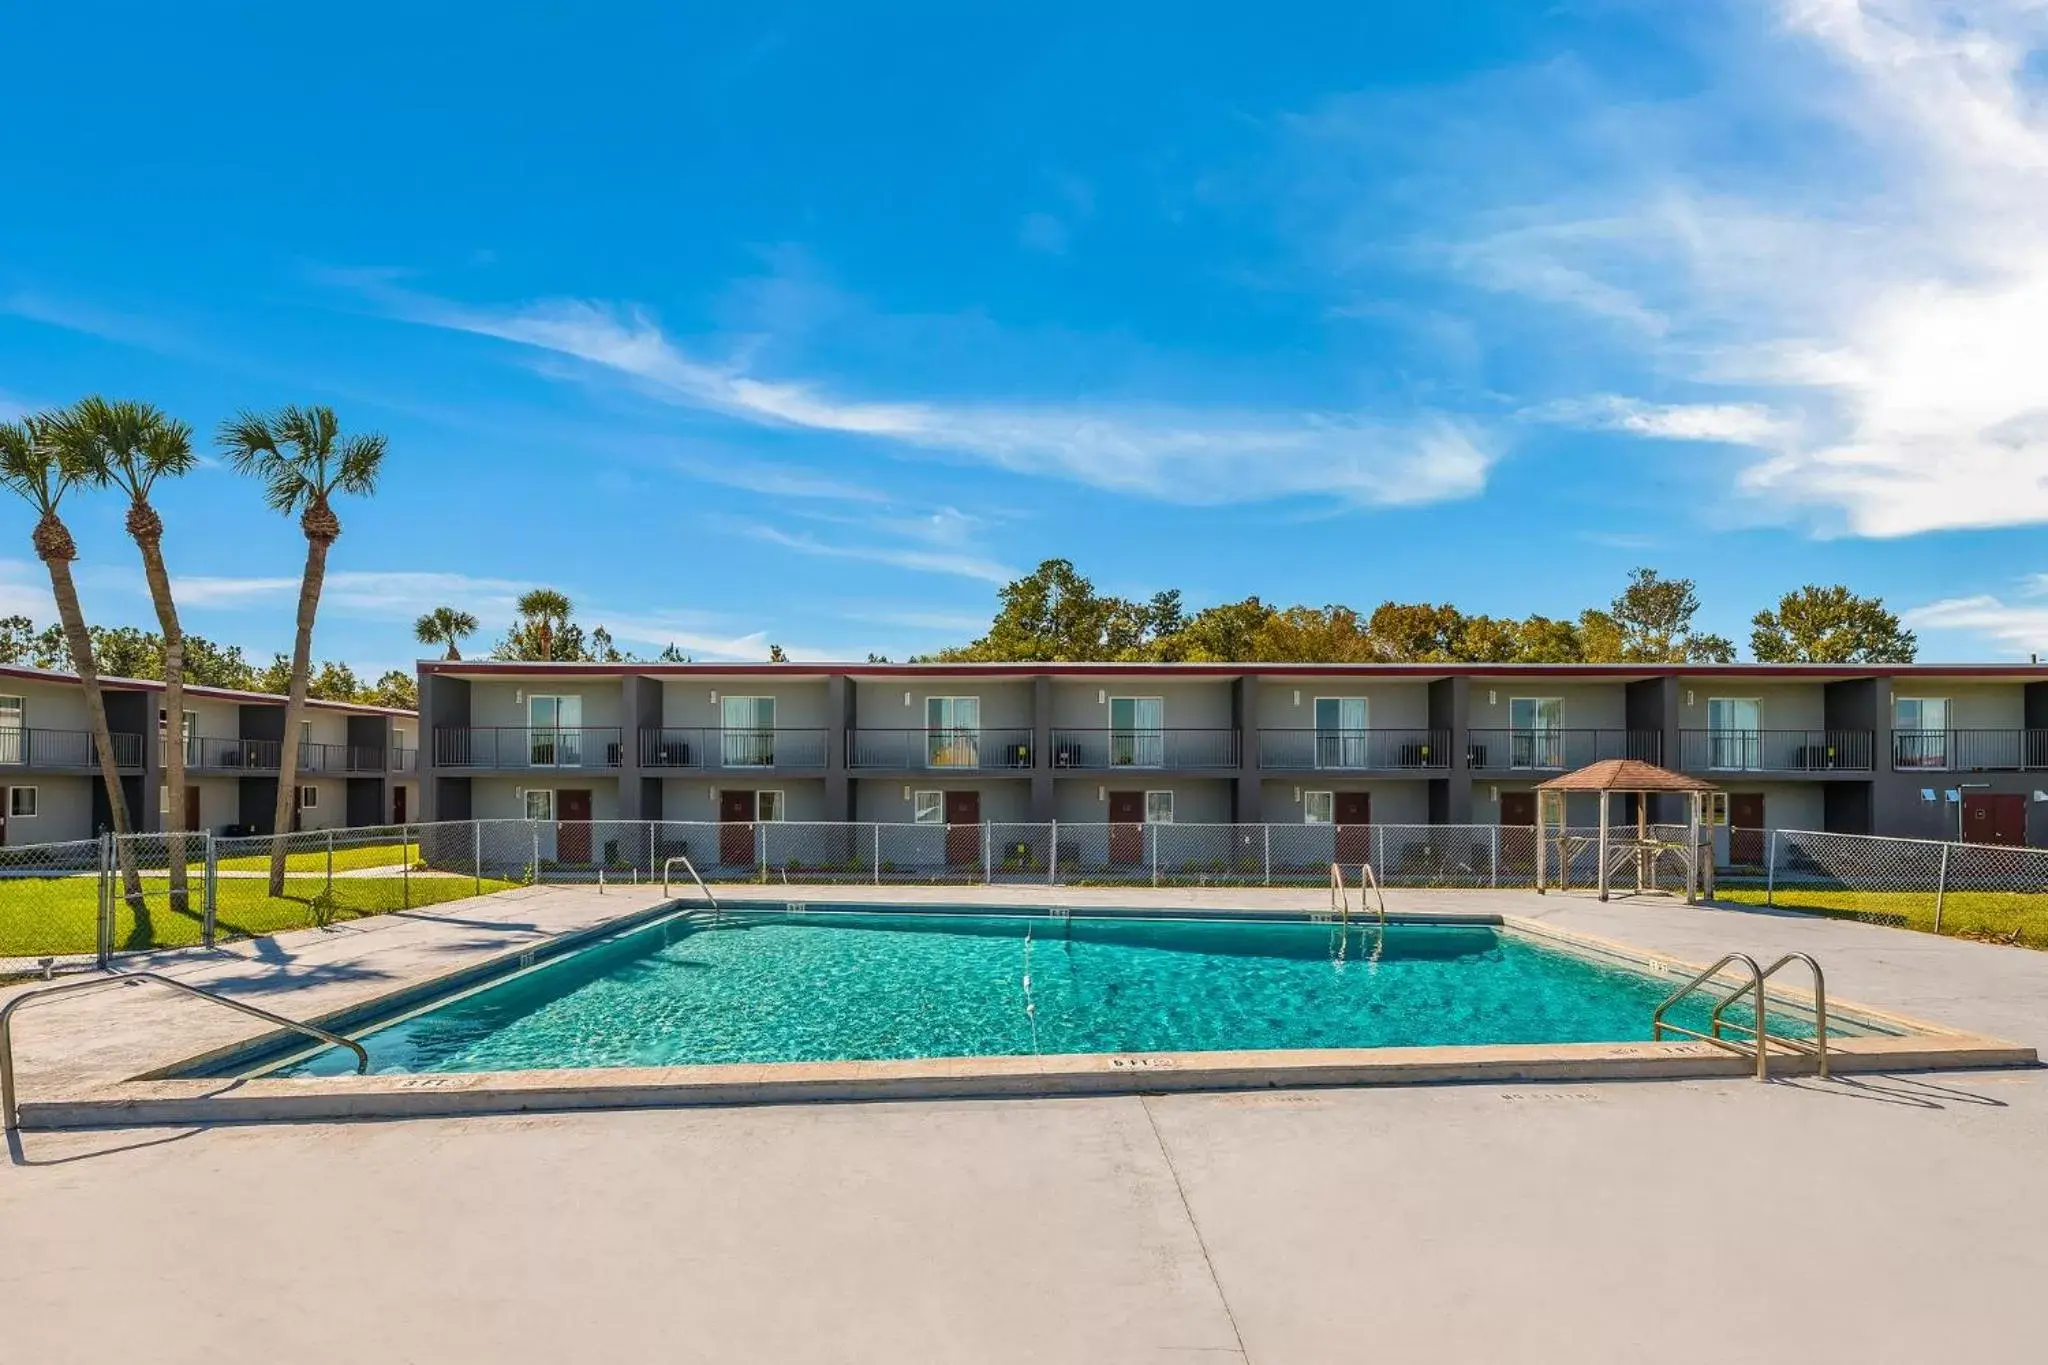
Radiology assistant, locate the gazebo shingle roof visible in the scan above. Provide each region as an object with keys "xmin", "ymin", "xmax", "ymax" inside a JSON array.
[{"xmin": 1533, "ymin": 758, "xmax": 1719, "ymax": 793}]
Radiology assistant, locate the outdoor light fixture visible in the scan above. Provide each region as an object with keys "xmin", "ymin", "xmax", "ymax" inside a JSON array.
[
  {"xmin": 1098, "ymin": 689, "xmax": 1107, "ymax": 704},
  {"xmin": 1097, "ymin": 786, "xmax": 1106, "ymax": 801},
  {"xmin": 709, "ymin": 690, "xmax": 718, "ymax": 703},
  {"xmin": 903, "ymin": 690, "xmax": 912, "ymax": 706},
  {"xmin": 1293, "ymin": 689, "xmax": 1301, "ymax": 706},
  {"xmin": 901, "ymin": 785, "xmax": 911, "ymax": 800},
  {"xmin": 514, "ymin": 689, "xmax": 524, "ymax": 705},
  {"xmin": 1490, "ymin": 786, "xmax": 1499, "ymax": 802},
  {"xmin": 1488, "ymin": 690, "xmax": 1497, "ymax": 706},
  {"xmin": 1292, "ymin": 786, "xmax": 1301, "ymax": 802}
]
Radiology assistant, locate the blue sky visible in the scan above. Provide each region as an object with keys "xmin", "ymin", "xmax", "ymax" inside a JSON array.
[{"xmin": 4, "ymin": 0, "xmax": 2048, "ymax": 670}]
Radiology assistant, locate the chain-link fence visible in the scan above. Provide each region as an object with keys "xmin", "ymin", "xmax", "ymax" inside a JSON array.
[
  {"xmin": 1758, "ymin": 828, "xmax": 2048, "ymax": 946},
  {"xmin": 8, "ymin": 818, "xmax": 2048, "ymax": 970}
]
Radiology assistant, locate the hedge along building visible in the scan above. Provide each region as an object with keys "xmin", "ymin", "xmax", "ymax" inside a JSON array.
[{"xmin": 0, "ymin": 663, "xmax": 417, "ymax": 845}]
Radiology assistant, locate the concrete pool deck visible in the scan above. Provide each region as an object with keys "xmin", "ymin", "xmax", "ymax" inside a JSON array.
[{"xmin": 1, "ymin": 882, "xmax": 2039, "ymax": 1128}]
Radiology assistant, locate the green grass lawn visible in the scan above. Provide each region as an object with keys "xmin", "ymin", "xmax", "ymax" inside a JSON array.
[
  {"xmin": 213, "ymin": 840, "xmax": 417, "ymax": 874},
  {"xmin": 1717, "ymin": 886, "xmax": 2048, "ymax": 950},
  {"xmin": 0, "ymin": 872, "xmax": 519, "ymax": 959}
]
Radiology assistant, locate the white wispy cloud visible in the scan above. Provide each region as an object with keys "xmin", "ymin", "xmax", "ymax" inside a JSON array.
[
  {"xmin": 1904, "ymin": 577, "xmax": 2048, "ymax": 657},
  {"xmin": 670, "ymin": 456, "xmax": 888, "ymax": 503},
  {"xmin": 730, "ymin": 519, "xmax": 1016, "ymax": 583},
  {"xmin": 360, "ymin": 286, "xmax": 1498, "ymax": 509},
  {"xmin": 1313, "ymin": 0, "xmax": 2048, "ymax": 538},
  {"xmin": 174, "ymin": 570, "xmax": 535, "ymax": 615}
]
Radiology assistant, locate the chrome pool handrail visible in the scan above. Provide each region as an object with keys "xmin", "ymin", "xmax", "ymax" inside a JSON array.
[
  {"xmin": 2, "ymin": 970, "xmax": 368, "ymax": 1132},
  {"xmin": 1711, "ymin": 953, "xmax": 1829, "ymax": 1079},
  {"xmin": 1652, "ymin": 953, "xmax": 1769, "ymax": 1080},
  {"xmin": 662, "ymin": 854, "xmax": 724, "ymax": 922}
]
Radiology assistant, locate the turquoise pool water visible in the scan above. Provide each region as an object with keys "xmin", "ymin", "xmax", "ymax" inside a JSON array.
[{"xmin": 271, "ymin": 909, "xmax": 1865, "ymax": 1076}]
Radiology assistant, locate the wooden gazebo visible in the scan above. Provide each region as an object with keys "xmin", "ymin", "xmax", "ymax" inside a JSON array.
[{"xmin": 1532, "ymin": 759, "xmax": 1720, "ymax": 904}]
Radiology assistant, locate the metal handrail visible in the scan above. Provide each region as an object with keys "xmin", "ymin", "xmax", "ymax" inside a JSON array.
[
  {"xmin": 1329, "ymin": 862, "xmax": 1350, "ymax": 925},
  {"xmin": 1710, "ymin": 953, "xmax": 1829, "ymax": 1079},
  {"xmin": 1359, "ymin": 862, "xmax": 1389, "ymax": 926},
  {"xmin": 662, "ymin": 854, "xmax": 724, "ymax": 923},
  {"xmin": 1329, "ymin": 862, "xmax": 1389, "ymax": 929},
  {"xmin": 2, "ymin": 970, "xmax": 369, "ymax": 1132},
  {"xmin": 1652, "ymin": 953, "xmax": 1769, "ymax": 1080}
]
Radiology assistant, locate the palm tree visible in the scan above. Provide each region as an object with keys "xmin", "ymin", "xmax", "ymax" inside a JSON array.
[
  {"xmin": 515, "ymin": 589, "xmax": 572, "ymax": 661},
  {"xmin": 0, "ymin": 412, "xmax": 146, "ymax": 911},
  {"xmin": 414, "ymin": 606, "xmax": 479, "ymax": 661},
  {"xmin": 218, "ymin": 405, "xmax": 385, "ymax": 896},
  {"xmin": 58, "ymin": 398, "xmax": 199, "ymax": 913}
]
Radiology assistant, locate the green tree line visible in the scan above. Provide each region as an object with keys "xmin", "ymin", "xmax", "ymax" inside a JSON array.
[
  {"xmin": 920, "ymin": 560, "xmax": 1917, "ymax": 665},
  {"xmin": 0, "ymin": 614, "xmax": 415, "ymax": 707}
]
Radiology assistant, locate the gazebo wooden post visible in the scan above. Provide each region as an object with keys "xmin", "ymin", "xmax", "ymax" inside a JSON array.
[
  {"xmin": 1685, "ymin": 791, "xmax": 1702, "ymax": 905},
  {"xmin": 1534, "ymin": 791, "xmax": 1547, "ymax": 893},
  {"xmin": 1596, "ymin": 790, "xmax": 1611, "ymax": 902},
  {"xmin": 1636, "ymin": 795, "xmax": 1649, "ymax": 894}
]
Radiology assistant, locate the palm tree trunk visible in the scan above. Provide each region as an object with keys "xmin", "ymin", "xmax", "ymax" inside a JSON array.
[
  {"xmin": 38, "ymin": 525, "xmax": 146, "ymax": 919},
  {"xmin": 131, "ymin": 504, "xmax": 191, "ymax": 914},
  {"xmin": 267, "ymin": 530, "xmax": 329, "ymax": 896}
]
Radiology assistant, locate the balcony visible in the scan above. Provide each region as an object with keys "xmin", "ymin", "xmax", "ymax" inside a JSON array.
[
  {"xmin": 638, "ymin": 727, "xmax": 829, "ymax": 771},
  {"xmin": 1467, "ymin": 728, "xmax": 1662, "ymax": 772},
  {"xmin": 1892, "ymin": 728, "xmax": 2048, "ymax": 772},
  {"xmin": 434, "ymin": 726, "xmax": 626, "ymax": 770},
  {"xmin": 391, "ymin": 746, "xmax": 418, "ymax": 774},
  {"xmin": 1049, "ymin": 728, "xmax": 1240, "ymax": 770},
  {"xmin": 847, "ymin": 728, "xmax": 1035, "ymax": 771},
  {"xmin": 1678, "ymin": 729, "xmax": 1873, "ymax": 773},
  {"xmin": 1258, "ymin": 728, "xmax": 1449, "ymax": 771},
  {"xmin": 0, "ymin": 727, "xmax": 144, "ymax": 770},
  {"xmin": 186, "ymin": 736, "xmax": 281, "ymax": 772}
]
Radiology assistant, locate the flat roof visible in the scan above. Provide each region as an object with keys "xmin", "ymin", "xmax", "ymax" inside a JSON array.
[
  {"xmin": 0, "ymin": 662, "xmax": 416, "ymax": 718},
  {"xmin": 416, "ymin": 659, "xmax": 2048, "ymax": 682}
]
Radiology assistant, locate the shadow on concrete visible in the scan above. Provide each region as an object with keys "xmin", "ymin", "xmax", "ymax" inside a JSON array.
[
  {"xmin": 7, "ymin": 1125, "xmax": 202, "ymax": 1168},
  {"xmin": 1777, "ymin": 1072, "xmax": 2017, "ymax": 1110}
]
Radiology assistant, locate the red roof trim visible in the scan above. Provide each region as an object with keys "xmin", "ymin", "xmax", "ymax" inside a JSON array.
[
  {"xmin": 415, "ymin": 660, "xmax": 2048, "ymax": 681},
  {"xmin": 0, "ymin": 663, "xmax": 416, "ymax": 717}
]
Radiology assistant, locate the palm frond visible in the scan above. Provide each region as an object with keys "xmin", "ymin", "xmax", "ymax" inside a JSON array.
[
  {"xmin": 332, "ymin": 432, "xmax": 385, "ymax": 495},
  {"xmin": 0, "ymin": 414, "xmax": 70, "ymax": 513},
  {"xmin": 216, "ymin": 409, "xmax": 281, "ymax": 473}
]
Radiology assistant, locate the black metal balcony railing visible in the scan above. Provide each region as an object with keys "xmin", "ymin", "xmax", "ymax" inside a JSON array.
[
  {"xmin": 1678, "ymin": 729, "xmax": 1873, "ymax": 773},
  {"xmin": 186, "ymin": 736, "xmax": 281, "ymax": 771},
  {"xmin": 637, "ymin": 727, "xmax": 830, "ymax": 770},
  {"xmin": 0, "ymin": 727, "xmax": 145, "ymax": 770},
  {"xmin": 1466, "ymin": 728, "xmax": 1662, "ymax": 771},
  {"xmin": 1049, "ymin": 728, "xmax": 1240, "ymax": 770},
  {"xmin": 1891, "ymin": 728, "xmax": 2048, "ymax": 772},
  {"xmin": 846, "ymin": 728, "xmax": 1036, "ymax": 771},
  {"xmin": 434, "ymin": 726, "xmax": 626, "ymax": 769},
  {"xmin": 1257, "ymin": 729, "xmax": 1450, "ymax": 770}
]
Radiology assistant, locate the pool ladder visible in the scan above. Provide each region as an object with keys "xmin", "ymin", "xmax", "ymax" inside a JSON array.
[
  {"xmin": 662, "ymin": 854, "xmax": 725, "ymax": 924},
  {"xmin": 1328, "ymin": 863, "xmax": 1388, "ymax": 929},
  {"xmin": 1651, "ymin": 952, "xmax": 1829, "ymax": 1082},
  {"xmin": 1, "ymin": 970, "xmax": 370, "ymax": 1132}
]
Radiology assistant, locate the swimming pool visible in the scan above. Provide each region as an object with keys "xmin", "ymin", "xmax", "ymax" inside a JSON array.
[{"xmin": 256, "ymin": 906, "xmax": 1876, "ymax": 1078}]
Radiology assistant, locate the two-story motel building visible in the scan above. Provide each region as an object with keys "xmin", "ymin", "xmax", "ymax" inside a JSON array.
[
  {"xmin": 419, "ymin": 660, "xmax": 2048, "ymax": 853},
  {"xmin": 0, "ymin": 664, "xmax": 419, "ymax": 845}
]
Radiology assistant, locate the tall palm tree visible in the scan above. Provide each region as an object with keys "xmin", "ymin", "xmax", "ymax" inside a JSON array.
[
  {"xmin": 0, "ymin": 413, "xmax": 145, "ymax": 911},
  {"xmin": 515, "ymin": 588, "xmax": 572, "ymax": 661},
  {"xmin": 218, "ymin": 405, "xmax": 385, "ymax": 896},
  {"xmin": 58, "ymin": 398, "xmax": 199, "ymax": 912},
  {"xmin": 414, "ymin": 606, "xmax": 478, "ymax": 660}
]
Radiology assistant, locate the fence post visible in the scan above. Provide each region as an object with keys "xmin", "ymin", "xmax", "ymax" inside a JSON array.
[
  {"xmin": 531, "ymin": 821, "xmax": 540, "ymax": 885},
  {"xmin": 326, "ymin": 827, "xmax": 335, "ymax": 898},
  {"xmin": 203, "ymin": 833, "xmax": 218, "ymax": 947},
  {"xmin": 984, "ymin": 821, "xmax": 993, "ymax": 885},
  {"xmin": 1765, "ymin": 830, "xmax": 1778, "ymax": 907},
  {"xmin": 1491, "ymin": 825, "xmax": 1500, "ymax": 889},
  {"xmin": 1374, "ymin": 824, "xmax": 1385, "ymax": 875},
  {"xmin": 1049, "ymin": 819, "xmax": 1058, "ymax": 886},
  {"xmin": 96, "ymin": 832, "xmax": 112, "ymax": 969},
  {"xmin": 757, "ymin": 823, "xmax": 767, "ymax": 882},
  {"xmin": 1934, "ymin": 840, "xmax": 1952, "ymax": 934},
  {"xmin": 648, "ymin": 820, "xmax": 656, "ymax": 881},
  {"xmin": 873, "ymin": 822, "xmax": 881, "ymax": 885},
  {"xmin": 401, "ymin": 824, "xmax": 412, "ymax": 910},
  {"xmin": 1263, "ymin": 824, "xmax": 1271, "ymax": 886},
  {"xmin": 1151, "ymin": 824, "xmax": 1159, "ymax": 888},
  {"xmin": 473, "ymin": 821, "xmax": 483, "ymax": 896}
]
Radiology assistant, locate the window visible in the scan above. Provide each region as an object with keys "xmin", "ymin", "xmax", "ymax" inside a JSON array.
[
  {"xmin": 925, "ymin": 696, "xmax": 982, "ymax": 768},
  {"xmin": 524, "ymin": 789, "xmax": 556, "ymax": 821},
  {"xmin": 300, "ymin": 720, "xmax": 313, "ymax": 744},
  {"xmin": 1893, "ymin": 697, "xmax": 1951, "ymax": 769},
  {"xmin": 912, "ymin": 790, "xmax": 944, "ymax": 824},
  {"xmin": 721, "ymin": 696, "xmax": 776, "ymax": 767},
  {"xmin": 1145, "ymin": 791, "xmax": 1174, "ymax": 824},
  {"xmin": 1109, "ymin": 696, "xmax": 1165, "ymax": 767},
  {"xmin": 160, "ymin": 708, "xmax": 198, "ymax": 766},
  {"xmin": 1706, "ymin": 698, "xmax": 1762, "ymax": 770},
  {"xmin": 296, "ymin": 785, "xmax": 319, "ymax": 810},
  {"xmin": 1313, "ymin": 698, "xmax": 1368, "ymax": 768},
  {"xmin": 528, "ymin": 695, "xmax": 584, "ymax": 766},
  {"xmin": 1303, "ymin": 791, "xmax": 1335, "ymax": 824},
  {"xmin": 0, "ymin": 696, "xmax": 21, "ymax": 766},
  {"xmin": 9, "ymin": 786, "xmax": 36, "ymax": 818},
  {"xmin": 757, "ymin": 790, "xmax": 785, "ymax": 822},
  {"xmin": 1508, "ymin": 697, "xmax": 1565, "ymax": 769},
  {"xmin": 1706, "ymin": 792, "xmax": 1729, "ymax": 827}
]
